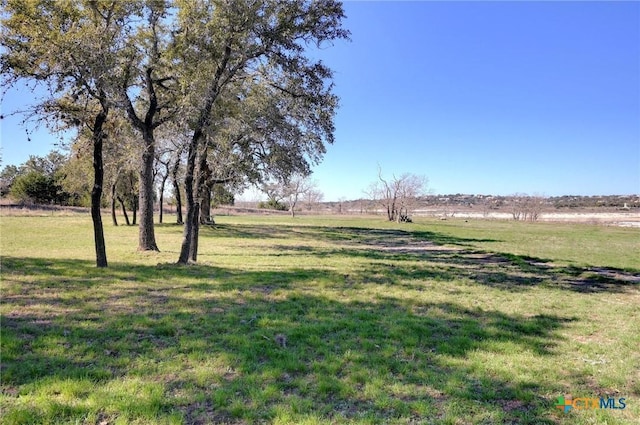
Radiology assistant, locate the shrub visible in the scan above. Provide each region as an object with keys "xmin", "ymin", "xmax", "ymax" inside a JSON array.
[
  {"xmin": 258, "ymin": 199, "xmax": 289, "ymax": 211},
  {"xmin": 10, "ymin": 171, "xmax": 64, "ymax": 204}
]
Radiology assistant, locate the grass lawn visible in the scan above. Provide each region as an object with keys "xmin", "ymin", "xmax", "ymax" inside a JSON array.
[{"xmin": 1, "ymin": 212, "xmax": 639, "ymax": 424}]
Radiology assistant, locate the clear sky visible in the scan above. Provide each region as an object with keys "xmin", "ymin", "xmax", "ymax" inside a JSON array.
[
  {"xmin": 312, "ymin": 0, "xmax": 640, "ymax": 200},
  {"xmin": 1, "ymin": 1, "xmax": 639, "ymax": 201}
]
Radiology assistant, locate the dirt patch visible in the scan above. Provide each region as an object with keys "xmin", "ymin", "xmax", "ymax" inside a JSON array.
[
  {"xmin": 372, "ymin": 243, "xmax": 461, "ymax": 255},
  {"xmin": 587, "ymin": 268, "xmax": 640, "ymax": 284}
]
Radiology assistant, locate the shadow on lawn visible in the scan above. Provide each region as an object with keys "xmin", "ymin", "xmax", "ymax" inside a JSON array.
[
  {"xmin": 347, "ymin": 249, "xmax": 640, "ymax": 294},
  {"xmin": 209, "ymin": 223, "xmax": 639, "ymax": 294},
  {"xmin": 209, "ymin": 223, "xmax": 501, "ymax": 247},
  {"xmin": 1, "ymin": 223, "xmax": 637, "ymax": 423},
  {"xmin": 2, "ymin": 256, "xmax": 571, "ymax": 424}
]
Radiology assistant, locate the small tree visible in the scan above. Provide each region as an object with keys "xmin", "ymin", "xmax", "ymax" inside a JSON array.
[
  {"xmin": 366, "ymin": 167, "xmax": 428, "ymax": 222},
  {"xmin": 10, "ymin": 172, "xmax": 59, "ymax": 204},
  {"xmin": 510, "ymin": 194, "xmax": 545, "ymax": 221},
  {"xmin": 259, "ymin": 181, "xmax": 289, "ymax": 211},
  {"xmin": 304, "ymin": 188, "xmax": 324, "ymax": 211},
  {"xmin": 212, "ymin": 184, "xmax": 235, "ymax": 207},
  {"xmin": 283, "ymin": 174, "xmax": 316, "ymax": 218},
  {"xmin": 6, "ymin": 151, "xmax": 70, "ymax": 204},
  {"xmin": 0, "ymin": 165, "xmax": 20, "ymax": 197},
  {"xmin": 114, "ymin": 170, "xmax": 139, "ymax": 225},
  {"xmin": 258, "ymin": 174, "xmax": 316, "ymax": 217}
]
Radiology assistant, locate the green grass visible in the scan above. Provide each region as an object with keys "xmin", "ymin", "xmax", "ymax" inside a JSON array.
[{"xmin": 1, "ymin": 213, "xmax": 639, "ymax": 424}]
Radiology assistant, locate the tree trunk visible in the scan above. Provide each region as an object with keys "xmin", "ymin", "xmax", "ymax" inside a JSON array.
[
  {"xmin": 178, "ymin": 134, "xmax": 199, "ymax": 264},
  {"xmin": 190, "ymin": 202, "xmax": 200, "ymax": 262},
  {"xmin": 388, "ymin": 196, "xmax": 398, "ymax": 221},
  {"xmin": 175, "ymin": 196, "xmax": 183, "ymax": 224},
  {"xmin": 110, "ymin": 180, "xmax": 118, "ymax": 226},
  {"xmin": 91, "ymin": 110, "xmax": 108, "ymax": 268},
  {"xmin": 177, "ymin": 45, "xmax": 234, "ymax": 264},
  {"xmin": 200, "ymin": 183, "xmax": 211, "ymax": 224},
  {"xmin": 179, "ymin": 139, "xmax": 209, "ymax": 263},
  {"xmin": 189, "ymin": 148, "xmax": 209, "ymax": 260},
  {"xmin": 171, "ymin": 157, "xmax": 183, "ymax": 225},
  {"xmin": 138, "ymin": 130, "xmax": 158, "ymax": 251},
  {"xmin": 159, "ymin": 173, "xmax": 168, "ymax": 224},
  {"xmin": 132, "ymin": 195, "xmax": 138, "ymax": 225},
  {"xmin": 117, "ymin": 196, "xmax": 131, "ymax": 225},
  {"xmin": 178, "ymin": 202, "xmax": 195, "ymax": 264}
]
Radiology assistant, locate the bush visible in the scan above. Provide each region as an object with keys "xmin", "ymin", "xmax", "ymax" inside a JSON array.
[
  {"xmin": 258, "ymin": 199, "xmax": 289, "ymax": 211},
  {"xmin": 10, "ymin": 171, "xmax": 64, "ymax": 204}
]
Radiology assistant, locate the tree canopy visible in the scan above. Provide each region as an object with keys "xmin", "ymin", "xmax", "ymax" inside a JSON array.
[{"xmin": 1, "ymin": 0, "xmax": 349, "ymax": 266}]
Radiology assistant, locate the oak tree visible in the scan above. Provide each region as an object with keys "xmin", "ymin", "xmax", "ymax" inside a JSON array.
[
  {"xmin": 174, "ymin": 0, "xmax": 348, "ymax": 263},
  {"xmin": 1, "ymin": 0, "xmax": 141, "ymax": 266}
]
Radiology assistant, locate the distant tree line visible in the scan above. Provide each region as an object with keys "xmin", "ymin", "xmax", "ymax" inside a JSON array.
[
  {"xmin": 419, "ymin": 194, "xmax": 639, "ymax": 210},
  {"xmin": 316, "ymin": 193, "xmax": 639, "ymax": 219},
  {"xmin": 548, "ymin": 195, "xmax": 638, "ymax": 209}
]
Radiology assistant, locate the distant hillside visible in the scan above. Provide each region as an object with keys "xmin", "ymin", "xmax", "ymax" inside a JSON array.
[
  {"xmin": 422, "ymin": 194, "xmax": 639, "ymax": 210},
  {"xmin": 321, "ymin": 194, "xmax": 640, "ymax": 212}
]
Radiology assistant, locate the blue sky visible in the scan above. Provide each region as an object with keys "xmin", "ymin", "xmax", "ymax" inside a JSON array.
[
  {"xmin": 2, "ymin": 1, "xmax": 639, "ymax": 201},
  {"xmin": 312, "ymin": 0, "xmax": 640, "ymax": 200}
]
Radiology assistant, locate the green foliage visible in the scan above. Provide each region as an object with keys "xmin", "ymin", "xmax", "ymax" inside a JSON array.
[
  {"xmin": 211, "ymin": 183, "xmax": 235, "ymax": 207},
  {"xmin": 2, "ymin": 0, "xmax": 349, "ymax": 258},
  {"xmin": 59, "ymin": 153, "xmax": 93, "ymax": 207},
  {"xmin": 0, "ymin": 164, "xmax": 20, "ymax": 196},
  {"xmin": 10, "ymin": 171, "xmax": 65, "ymax": 204},
  {"xmin": 23, "ymin": 151, "xmax": 67, "ymax": 176},
  {"xmin": 258, "ymin": 198, "xmax": 289, "ymax": 211},
  {"xmin": 1, "ymin": 151, "xmax": 70, "ymax": 200}
]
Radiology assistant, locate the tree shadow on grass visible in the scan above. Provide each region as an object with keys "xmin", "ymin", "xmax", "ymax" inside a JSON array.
[
  {"xmin": 280, "ymin": 246, "xmax": 638, "ymax": 294},
  {"xmin": 2, "ymin": 221, "xmax": 637, "ymax": 423},
  {"xmin": 2, "ymin": 256, "xmax": 575, "ymax": 424},
  {"xmin": 202, "ymin": 224, "xmax": 501, "ymax": 248},
  {"xmin": 199, "ymin": 223, "xmax": 639, "ymax": 294},
  {"xmin": 247, "ymin": 224, "xmax": 639, "ymax": 294}
]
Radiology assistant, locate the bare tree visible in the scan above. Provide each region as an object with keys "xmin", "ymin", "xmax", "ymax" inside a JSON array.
[
  {"xmin": 283, "ymin": 174, "xmax": 316, "ymax": 218},
  {"xmin": 304, "ymin": 187, "xmax": 324, "ymax": 212},
  {"xmin": 336, "ymin": 196, "xmax": 347, "ymax": 215},
  {"xmin": 366, "ymin": 167, "xmax": 428, "ymax": 222},
  {"xmin": 523, "ymin": 195, "xmax": 545, "ymax": 221},
  {"xmin": 510, "ymin": 194, "xmax": 545, "ymax": 221},
  {"xmin": 154, "ymin": 129, "xmax": 188, "ymax": 224},
  {"xmin": 480, "ymin": 196, "xmax": 495, "ymax": 219},
  {"xmin": 259, "ymin": 180, "xmax": 288, "ymax": 211},
  {"xmin": 256, "ymin": 172, "xmax": 317, "ymax": 218}
]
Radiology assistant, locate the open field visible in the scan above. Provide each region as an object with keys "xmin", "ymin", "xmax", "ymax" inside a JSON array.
[
  {"xmin": 2, "ymin": 203, "xmax": 639, "ymax": 228},
  {"xmin": 1, "ymin": 212, "xmax": 639, "ymax": 424},
  {"xmin": 414, "ymin": 211, "xmax": 640, "ymax": 227}
]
